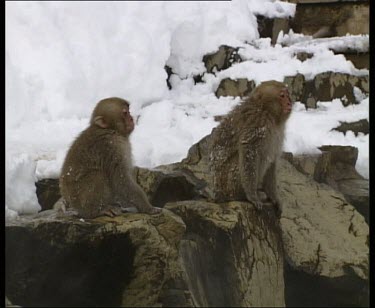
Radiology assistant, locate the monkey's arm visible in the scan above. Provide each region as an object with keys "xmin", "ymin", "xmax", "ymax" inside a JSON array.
[
  {"xmin": 263, "ymin": 162, "xmax": 282, "ymax": 217},
  {"xmin": 238, "ymin": 133, "xmax": 264, "ymax": 210},
  {"xmin": 121, "ymin": 175, "xmax": 161, "ymax": 214}
]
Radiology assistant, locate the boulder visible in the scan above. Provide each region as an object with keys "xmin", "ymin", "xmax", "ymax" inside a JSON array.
[
  {"xmin": 257, "ymin": 15, "xmax": 291, "ymax": 45},
  {"xmin": 35, "ymin": 178, "xmax": 61, "ymax": 211},
  {"xmin": 301, "ymin": 72, "xmax": 368, "ymax": 108},
  {"xmin": 291, "ymin": 1, "xmax": 369, "ymax": 37},
  {"xmin": 6, "ymin": 200, "xmax": 285, "ymax": 307},
  {"xmin": 215, "ymin": 78, "xmax": 256, "ymax": 98},
  {"xmin": 202, "ymin": 45, "xmax": 242, "ymax": 74},
  {"xmin": 332, "ymin": 119, "xmax": 369, "ymax": 136},
  {"xmin": 166, "ymin": 200, "xmax": 285, "ymax": 307},
  {"xmin": 163, "ymin": 135, "xmax": 369, "ymax": 307},
  {"xmin": 6, "ymin": 209, "xmax": 192, "ymax": 307}
]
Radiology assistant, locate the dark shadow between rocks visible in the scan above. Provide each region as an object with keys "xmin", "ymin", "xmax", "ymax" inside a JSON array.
[
  {"xmin": 6, "ymin": 227, "xmax": 135, "ymax": 307},
  {"xmin": 284, "ymin": 262, "xmax": 369, "ymax": 307}
]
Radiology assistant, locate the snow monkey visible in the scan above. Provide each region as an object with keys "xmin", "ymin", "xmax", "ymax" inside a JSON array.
[
  {"xmin": 60, "ymin": 97, "xmax": 161, "ymax": 218},
  {"xmin": 209, "ymin": 80, "xmax": 293, "ymax": 216}
]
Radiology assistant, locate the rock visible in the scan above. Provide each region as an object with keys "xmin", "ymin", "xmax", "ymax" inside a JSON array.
[
  {"xmin": 301, "ymin": 72, "xmax": 368, "ymax": 108},
  {"xmin": 6, "ymin": 200, "xmax": 286, "ymax": 307},
  {"xmin": 164, "ymin": 135, "xmax": 368, "ymax": 306},
  {"xmin": 6, "ymin": 209, "xmax": 192, "ymax": 307},
  {"xmin": 257, "ymin": 15, "xmax": 291, "ymax": 45},
  {"xmin": 295, "ymin": 51, "xmax": 314, "ymax": 62},
  {"xmin": 291, "ymin": 1, "xmax": 369, "ymax": 37},
  {"xmin": 202, "ymin": 45, "xmax": 242, "ymax": 74},
  {"xmin": 278, "ymin": 158, "xmax": 369, "ymax": 307},
  {"xmin": 289, "ymin": 153, "xmax": 320, "ymax": 177},
  {"xmin": 284, "ymin": 73, "xmax": 306, "ymax": 102},
  {"xmin": 332, "ymin": 119, "xmax": 369, "ymax": 136},
  {"xmin": 133, "ymin": 167, "xmax": 203, "ymax": 208},
  {"xmin": 339, "ymin": 52, "xmax": 369, "ymax": 70},
  {"xmin": 285, "ymin": 146, "xmax": 369, "ymax": 224},
  {"xmin": 315, "ymin": 145, "xmax": 369, "ymax": 222},
  {"xmin": 165, "ymin": 200, "xmax": 285, "ymax": 307},
  {"xmin": 35, "ymin": 178, "xmax": 61, "ymax": 211},
  {"xmin": 215, "ymin": 78, "xmax": 255, "ymax": 98},
  {"xmin": 165, "ymin": 65, "xmax": 173, "ymax": 90}
]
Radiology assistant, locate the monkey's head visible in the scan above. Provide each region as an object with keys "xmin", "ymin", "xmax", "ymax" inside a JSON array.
[
  {"xmin": 91, "ymin": 97, "xmax": 135, "ymax": 136},
  {"xmin": 251, "ymin": 80, "xmax": 293, "ymax": 122}
]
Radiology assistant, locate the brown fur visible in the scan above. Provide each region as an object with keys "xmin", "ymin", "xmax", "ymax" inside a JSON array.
[
  {"xmin": 60, "ymin": 97, "xmax": 160, "ymax": 218},
  {"xmin": 209, "ymin": 80, "xmax": 293, "ymax": 215}
]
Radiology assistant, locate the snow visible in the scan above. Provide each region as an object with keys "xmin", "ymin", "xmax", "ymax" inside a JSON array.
[{"xmin": 6, "ymin": 1, "xmax": 369, "ymax": 220}]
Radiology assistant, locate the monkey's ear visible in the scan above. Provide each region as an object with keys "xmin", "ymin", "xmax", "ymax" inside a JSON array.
[{"xmin": 94, "ymin": 116, "xmax": 109, "ymax": 128}]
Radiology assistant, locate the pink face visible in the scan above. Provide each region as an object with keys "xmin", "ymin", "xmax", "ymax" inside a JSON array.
[
  {"xmin": 122, "ymin": 106, "xmax": 135, "ymax": 133},
  {"xmin": 279, "ymin": 88, "xmax": 292, "ymax": 114}
]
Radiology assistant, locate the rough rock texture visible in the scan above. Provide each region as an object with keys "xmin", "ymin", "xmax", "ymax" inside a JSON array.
[
  {"xmin": 166, "ymin": 200, "xmax": 285, "ymax": 307},
  {"xmin": 35, "ymin": 178, "xmax": 61, "ymax": 211},
  {"xmin": 291, "ymin": 1, "xmax": 369, "ymax": 37},
  {"xmin": 283, "ymin": 74, "xmax": 306, "ymax": 103},
  {"xmin": 285, "ymin": 146, "xmax": 369, "ymax": 224},
  {"xmin": 332, "ymin": 119, "xmax": 369, "ymax": 136},
  {"xmin": 257, "ymin": 15, "xmax": 290, "ymax": 45},
  {"xmin": 133, "ymin": 167, "xmax": 202, "ymax": 208},
  {"xmin": 215, "ymin": 78, "xmax": 256, "ymax": 98},
  {"xmin": 315, "ymin": 145, "xmax": 369, "ymax": 223},
  {"xmin": 6, "ymin": 201, "xmax": 285, "ymax": 307},
  {"xmin": 6, "ymin": 209, "xmax": 192, "ymax": 307},
  {"xmin": 160, "ymin": 135, "xmax": 369, "ymax": 307},
  {"xmin": 202, "ymin": 45, "xmax": 242, "ymax": 74},
  {"xmin": 336, "ymin": 51, "xmax": 369, "ymax": 69},
  {"xmin": 304, "ymin": 72, "xmax": 368, "ymax": 107}
]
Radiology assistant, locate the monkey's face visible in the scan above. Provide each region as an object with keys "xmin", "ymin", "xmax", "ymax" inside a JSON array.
[
  {"xmin": 91, "ymin": 97, "xmax": 135, "ymax": 136},
  {"xmin": 122, "ymin": 105, "xmax": 135, "ymax": 134},
  {"xmin": 279, "ymin": 88, "xmax": 292, "ymax": 115}
]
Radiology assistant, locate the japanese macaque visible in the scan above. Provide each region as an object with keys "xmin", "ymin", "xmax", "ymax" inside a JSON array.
[
  {"xmin": 59, "ymin": 97, "xmax": 161, "ymax": 218},
  {"xmin": 209, "ymin": 81, "xmax": 293, "ymax": 216}
]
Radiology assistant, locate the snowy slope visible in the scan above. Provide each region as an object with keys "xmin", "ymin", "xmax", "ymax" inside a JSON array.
[{"xmin": 5, "ymin": 0, "xmax": 368, "ymax": 219}]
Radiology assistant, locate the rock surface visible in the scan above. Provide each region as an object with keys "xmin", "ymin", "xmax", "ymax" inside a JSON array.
[
  {"xmin": 6, "ymin": 200, "xmax": 285, "ymax": 307},
  {"xmin": 203, "ymin": 45, "xmax": 242, "ymax": 74}
]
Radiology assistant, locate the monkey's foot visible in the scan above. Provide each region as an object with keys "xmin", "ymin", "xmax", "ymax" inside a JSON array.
[
  {"xmin": 148, "ymin": 207, "xmax": 162, "ymax": 215},
  {"xmin": 267, "ymin": 197, "xmax": 282, "ymax": 218},
  {"xmin": 247, "ymin": 197, "xmax": 263, "ymax": 211},
  {"xmin": 99, "ymin": 206, "xmax": 123, "ymax": 218}
]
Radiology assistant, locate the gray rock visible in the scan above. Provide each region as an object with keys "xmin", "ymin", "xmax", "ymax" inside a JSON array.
[
  {"xmin": 291, "ymin": 1, "xmax": 369, "ymax": 36},
  {"xmin": 215, "ymin": 78, "xmax": 256, "ymax": 98},
  {"xmin": 333, "ymin": 119, "xmax": 369, "ymax": 136},
  {"xmin": 35, "ymin": 178, "xmax": 61, "ymax": 211},
  {"xmin": 6, "ymin": 200, "xmax": 285, "ymax": 307},
  {"xmin": 257, "ymin": 15, "xmax": 291, "ymax": 45},
  {"xmin": 166, "ymin": 200, "xmax": 285, "ymax": 307},
  {"xmin": 301, "ymin": 72, "xmax": 368, "ymax": 108},
  {"xmin": 203, "ymin": 45, "xmax": 242, "ymax": 74},
  {"xmin": 6, "ymin": 209, "xmax": 191, "ymax": 307},
  {"xmin": 284, "ymin": 73, "xmax": 306, "ymax": 102}
]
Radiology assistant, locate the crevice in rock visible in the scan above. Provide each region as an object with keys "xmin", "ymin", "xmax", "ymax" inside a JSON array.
[{"xmin": 6, "ymin": 227, "xmax": 135, "ymax": 307}]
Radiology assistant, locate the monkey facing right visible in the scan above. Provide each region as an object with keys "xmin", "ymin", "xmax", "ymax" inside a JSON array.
[{"xmin": 209, "ymin": 80, "xmax": 293, "ymax": 217}]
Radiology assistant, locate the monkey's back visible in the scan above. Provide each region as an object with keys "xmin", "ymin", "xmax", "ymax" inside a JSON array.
[
  {"xmin": 209, "ymin": 97, "xmax": 279, "ymax": 201},
  {"xmin": 59, "ymin": 127, "xmax": 125, "ymax": 214}
]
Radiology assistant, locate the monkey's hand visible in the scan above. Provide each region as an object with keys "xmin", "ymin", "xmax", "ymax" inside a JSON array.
[
  {"xmin": 146, "ymin": 207, "xmax": 162, "ymax": 215},
  {"xmin": 246, "ymin": 194, "xmax": 263, "ymax": 211},
  {"xmin": 268, "ymin": 197, "xmax": 282, "ymax": 218},
  {"xmin": 99, "ymin": 206, "xmax": 123, "ymax": 218}
]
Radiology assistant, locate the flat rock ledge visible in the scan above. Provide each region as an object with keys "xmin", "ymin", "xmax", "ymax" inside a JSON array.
[{"xmin": 6, "ymin": 200, "xmax": 285, "ymax": 307}]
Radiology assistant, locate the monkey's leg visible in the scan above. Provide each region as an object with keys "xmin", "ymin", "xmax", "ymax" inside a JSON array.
[
  {"xmin": 119, "ymin": 176, "xmax": 162, "ymax": 215},
  {"xmin": 76, "ymin": 175, "xmax": 123, "ymax": 218},
  {"xmin": 263, "ymin": 162, "xmax": 282, "ymax": 217},
  {"xmin": 239, "ymin": 142, "xmax": 263, "ymax": 210}
]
